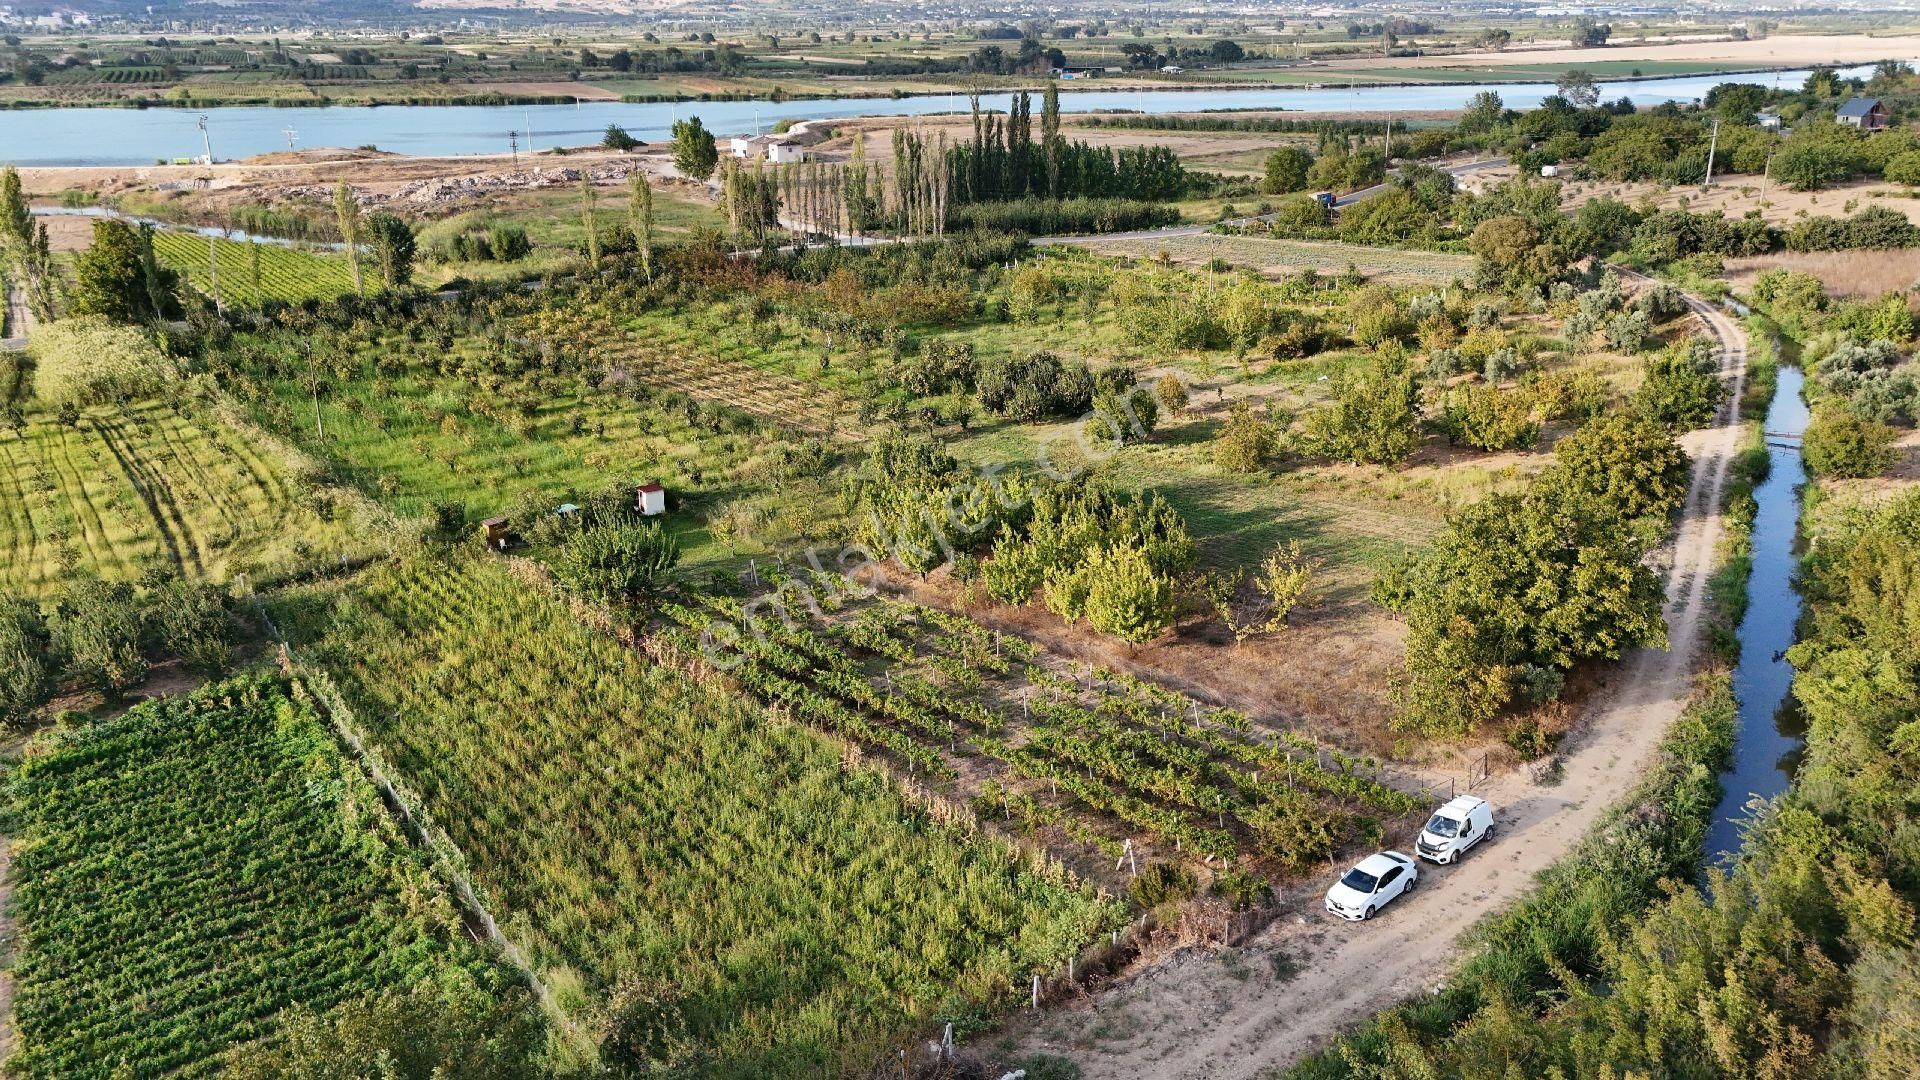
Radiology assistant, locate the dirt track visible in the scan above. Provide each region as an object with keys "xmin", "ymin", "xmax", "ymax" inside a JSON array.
[{"xmin": 1013, "ymin": 282, "xmax": 1749, "ymax": 1079}]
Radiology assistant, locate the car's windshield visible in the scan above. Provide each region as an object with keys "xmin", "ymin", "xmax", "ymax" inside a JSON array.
[
  {"xmin": 1425, "ymin": 814, "xmax": 1462, "ymax": 838},
  {"xmin": 1340, "ymin": 868, "xmax": 1379, "ymax": 893}
]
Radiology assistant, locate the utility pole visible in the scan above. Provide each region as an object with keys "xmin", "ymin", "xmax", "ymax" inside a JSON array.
[
  {"xmin": 1384, "ymin": 111, "xmax": 1392, "ymax": 159},
  {"xmin": 282, "ymin": 126, "xmax": 298, "ymax": 151},
  {"xmin": 1703, "ymin": 115, "xmax": 1720, "ymax": 187},
  {"xmin": 508, "ymin": 130, "xmax": 519, "ymax": 162}
]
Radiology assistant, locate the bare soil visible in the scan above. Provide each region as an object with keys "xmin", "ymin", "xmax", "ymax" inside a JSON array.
[
  {"xmin": 1006, "ymin": 280, "xmax": 1749, "ymax": 1079},
  {"xmin": 1459, "ymin": 165, "xmax": 1920, "ymax": 232}
]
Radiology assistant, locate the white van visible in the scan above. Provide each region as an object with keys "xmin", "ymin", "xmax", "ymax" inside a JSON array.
[{"xmin": 1415, "ymin": 795, "xmax": 1494, "ymax": 864}]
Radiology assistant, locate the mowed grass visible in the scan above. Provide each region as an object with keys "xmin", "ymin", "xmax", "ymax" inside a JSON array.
[
  {"xmin": 1079, "ymin": 234, "xmax": 1473, "ymax": 284},
  {"xmin": 0, "ymin": 400, "xmax": 357, "ymax": 595},
  {"xmin": 6, "ymin": 674, "xmax": 491, "ymax": 1080},
  {"xmin": 289, "ymin": 556, "xmax": 1116, "ymax": 1076},
  {"xmin": 151, "ymin": 231, "xmax": 359, "ymax": 307}
]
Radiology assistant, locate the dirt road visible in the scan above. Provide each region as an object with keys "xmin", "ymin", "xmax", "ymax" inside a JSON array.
[{"xmin": 1013, "ymin": 285, "xmax": 1748, "ymax": 1079}]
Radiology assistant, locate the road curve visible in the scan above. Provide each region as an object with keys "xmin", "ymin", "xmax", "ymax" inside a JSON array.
[{"xmin": 1011, "ymin": 279, "xmax": 1748, "ymax": 1080}]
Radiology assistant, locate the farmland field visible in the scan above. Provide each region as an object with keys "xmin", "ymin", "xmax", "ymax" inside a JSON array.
[
  {"xmin": 0, "ymin": 400, "xmax": 364, "ymax": 595},
  {"xmin": 5, "ymin": 674, "xmax": 496, "ymax": 1079},
  {"xmin": 151, "ymin": 231, "xmax": 358, "ymax": 307},
  {"xmin": 657, "ymin": 583, "xmax": 1426, "ymax": 877},
  {"xmin": 286, "ymin": 554, "xmax": 1118, "ymax": 1075},
  {"xmin": 1077, "ymin": 234, "xmax": 1474, "ymax": 284}
]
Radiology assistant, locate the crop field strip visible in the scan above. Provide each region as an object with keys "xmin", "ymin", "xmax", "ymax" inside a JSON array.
[
  {"xmin": 658, "ymin": 582, "xmax": 1421, "ymax": 874},
  {"xmin": 151, "ymin": 232, "xmax": 358, "ymax": 308},
  {"xmin": 0, "ymin": 401, "xmax": 341, "ymax": 594},
  {"xmin": 293, "ymin": 555, "xmax": 1114, "ymax": 1075},
  {"xmin": 5, "ymin": 674, "xmax": 489, "ymax": 1080}
]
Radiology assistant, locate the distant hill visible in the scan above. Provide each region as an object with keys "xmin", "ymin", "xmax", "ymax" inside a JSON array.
[{"xmin": 12, "ymin": 0, "xmax": 656, "ymax": 24}]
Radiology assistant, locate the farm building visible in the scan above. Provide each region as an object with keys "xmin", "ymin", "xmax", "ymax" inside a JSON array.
[
  {"xmin": 729, "ymin": 135, "xmax": 808, "ymax": 164},
  {"xmin": 1837, "ymin": 97, "xmax": 1889, "ymax": 131},
  {"xmin": 637, "ymin": 483, "xmax": 667, "ymax": 516}
]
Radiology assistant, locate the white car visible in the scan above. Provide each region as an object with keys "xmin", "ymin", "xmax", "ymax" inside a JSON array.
[
  {"xmin": 1415, "ymin": 795, "xmax": 1495, "ymax": 865},
  {"xmin": 1325, "ymin": 851, "xmax": 1418, "ymax": 921}
]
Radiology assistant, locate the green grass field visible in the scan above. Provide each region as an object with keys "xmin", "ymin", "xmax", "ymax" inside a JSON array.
[
  {"xmin": 151, "ymin": 231, "xmax": 359, "ymax": 307},
  {"xmin": 287, "ymin": 555, "xmax": 1117, "ymax": 1075},
  {"xmin": 6, "ymin": 674, "xmax": 494, "ymax": 1079},
  {"xmin": 0, "ymin": 400, "xmax": 361, "ymax": 595}
]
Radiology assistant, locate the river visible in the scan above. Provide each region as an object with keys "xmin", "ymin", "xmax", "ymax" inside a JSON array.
[
  {"xmin": 1706, "ymin": 364, "xmax": 1811, "ymax": 860},
  {"xmin": 0, "ymin": 63, "xmax": 1896, "ymax": 167}
]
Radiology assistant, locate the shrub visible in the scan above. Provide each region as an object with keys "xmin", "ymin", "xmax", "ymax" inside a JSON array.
[
  {"xmin": 1155, "ymin": 374, "xmax": 1189, "ymax": 413},
  {"xmin": 48, "ymin": 578, "xmax": 147, "ymax": 695},
  {"xmin": 144, "ymin": 578, "xmax": 232, "ymax": 675},
  {"xmin": 0, "ymin": 596, "xmax": 53, "ymax": 726},
  {"xmin": 1127, "ymin": 862, "xmax": 1197, "ymax": 908},
  {"xmin": 1801, "ymin": 406, "xmax": 1898, "ymax": 478},
  {"xmin": 1213, "ymin": 400, "xmax": 1279, "ymax": 472},
  {"xmin": 976, "ymin": 351, "xmax": 1096, "ymax": 421},
  {"xmin": 1085, "ymin": 385, "xmax": 1159, "ymax": 446},
  {"xmin": 552, "ymin": 521, "xmax": 681, "ymax": 604}
]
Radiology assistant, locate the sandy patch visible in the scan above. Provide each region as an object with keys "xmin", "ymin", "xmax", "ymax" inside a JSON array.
[{"xmin": 1726, "ymin": 249, "xmax": 1920, "ymax": 300}]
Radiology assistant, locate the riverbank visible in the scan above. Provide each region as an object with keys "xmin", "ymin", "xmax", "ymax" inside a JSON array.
[{"xmin": 0, "ymin": 60, "xmax": 1853, "ymax": 113}]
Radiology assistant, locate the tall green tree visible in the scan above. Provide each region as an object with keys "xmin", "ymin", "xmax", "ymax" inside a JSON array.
[
  {"xmin": 332, "ymin": 181, "xmax": 364, "ymax": 296},
  {"xmin": 69, "ymin": 219, "xmax": 168, "ymax": 324},
  {"xmin": 671, "ymin": 116, "xmax": 719, "ymax": 181},
  {"xmin": 578, "ymin": 179, "xmax": 600, "ymax": 266},
  {"xmin": 365, "ymin": 213, "xmax": 416, "ymax": 289},
  {"xmin": 628, "ymin": 173, "xmax": 655, "ymax": 281}
]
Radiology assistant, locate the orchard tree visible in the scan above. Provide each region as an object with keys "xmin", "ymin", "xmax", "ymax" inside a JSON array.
[
  {"xmin": 1213, "ymin": 399, "xmax": 1278, "ymax": 472},
  {"xmin": 1081, "ymin": 544, "xmax": 1176, "ymax": 644},
  {"xmin": 1633, "ymin": 342, "xmax": 1725, "ymax": 429},
  {"xmin": 1470, "ymin": 214, "xmax": 1569, "ymax": 295},
  {"xmin": 1539, "ymin": 413, "xmax": 1690, "ymax": 520},
  {"xmin": 1303, "ymin": 351, "xmax": 1421, "ymax": 465},
  {"xmin": 672, "ymin": 116, "xmax": 720, "ymax": 180}
]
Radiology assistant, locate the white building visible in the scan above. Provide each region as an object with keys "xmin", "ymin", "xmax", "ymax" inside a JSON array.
[{"xmin": 729, "ymin": 134, "xmax": 808, "ymax": 164}]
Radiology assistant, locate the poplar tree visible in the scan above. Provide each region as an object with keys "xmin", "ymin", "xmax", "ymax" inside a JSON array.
[
  {"xmin": 579, "ymin": 179, "xmax": 600, "ymax": 266},
  {"xmin": 332, "ymin": 181, "xmax": 363, "ymax": 296},
  {"xmin": 628, "ymin": 173, "xmax": 654, "ymax": 281}
]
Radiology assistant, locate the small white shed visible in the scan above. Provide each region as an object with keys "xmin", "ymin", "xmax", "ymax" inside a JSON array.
[
  {"xmin": 1539, "ymin": 164, "xmax": 1560, "ymax": 177},
  {"xmin": 637, "ymin": 482, "xmax": 667, "ymax": 516}
]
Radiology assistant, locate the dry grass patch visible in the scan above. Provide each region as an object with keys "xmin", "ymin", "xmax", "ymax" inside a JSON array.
[{"xmin": 1726, "ymin": 249, "xmax": 1920, "ymax": 300}]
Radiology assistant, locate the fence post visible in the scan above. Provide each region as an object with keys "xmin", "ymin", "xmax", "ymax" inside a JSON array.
[{"xmin": 1032, "ymin": 974, "xmax": 1041, "ymax": 1008}]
